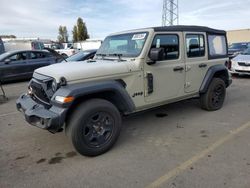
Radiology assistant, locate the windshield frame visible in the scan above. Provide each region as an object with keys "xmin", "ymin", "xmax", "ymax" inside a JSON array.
[
  {"xmin": 0, "ymin": 52, "xmax": 11, "ymax": 61},
  {"xmin": 97, "ymin": 31, "xmax": 149, "ymax": 58}
]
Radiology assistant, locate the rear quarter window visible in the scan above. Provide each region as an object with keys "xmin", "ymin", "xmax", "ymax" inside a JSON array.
[{"xmin": 208, "ymin": 35, "xmax": 227, "ymax": 58}]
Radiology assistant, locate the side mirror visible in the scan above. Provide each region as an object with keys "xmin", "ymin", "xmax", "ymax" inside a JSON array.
[
  {"xmin": 4, "ymin": 59, "xmax": 11, "ymax": 64},
  {"xmin": 148, "ymin": 48, "xmax": 164, "ymax": 64}
]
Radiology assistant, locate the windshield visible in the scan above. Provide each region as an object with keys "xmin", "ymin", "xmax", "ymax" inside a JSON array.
[
  {"xmin": 229, "ymin": 43, "xmax": 248, "ymax": 50},
  {"xmin": 66, "ymin": 51, "xmax": 91, "ymax": 61},
  {"xmin": 242, "ymin": 48, "xmax": 250, "ymax": 55},
  {"xmin": 0, "ymin": 52, "xmax": 11, "ymax": 61},
  {"xmin": 97, "ymin": 32, "xmax": 148, "ymax": 57}
]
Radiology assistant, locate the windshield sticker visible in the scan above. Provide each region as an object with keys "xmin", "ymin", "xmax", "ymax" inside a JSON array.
[{"xmin": 132, "ymin": 33, "xmax": 147, "ymax": 40}]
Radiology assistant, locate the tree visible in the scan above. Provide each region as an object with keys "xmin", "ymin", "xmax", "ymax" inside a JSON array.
[
  {"xmin": 57, "ymin": 26, "xmax": 69, "ymax": 43},
  {"xmin": 72, "ymin": 25, "xmax": 78, "ymax": 43},
  {"xmin": 63, "ymin": 26, "xmax": 69, "ymax": 43},
  {"xmin": 0, "ymin": 35, "xmax": 16, "ymax": 39},
  {"xmin": 76, "ymin": 17, "xmax": 89, "ymax": 41}
]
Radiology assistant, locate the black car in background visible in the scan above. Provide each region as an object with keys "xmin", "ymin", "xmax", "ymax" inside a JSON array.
[
  {"xmin": 0, "ymin": 50, "xmax": 58, "ymax": 82},
  {"xmin": 64, "ymin": 49, "xmax": 97, "ymax": 62},
  {"xmin": 228, "ymin": 42, "xmax": 250, "ymax": 59},
  {"xmin": 0, "ymin": 38, "xmax": 5, "ymax": 55}
]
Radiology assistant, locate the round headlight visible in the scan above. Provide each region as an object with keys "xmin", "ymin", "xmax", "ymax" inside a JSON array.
[{"xmin": 52, "ymin": 79, "xmax": 57, "ymax": 92}]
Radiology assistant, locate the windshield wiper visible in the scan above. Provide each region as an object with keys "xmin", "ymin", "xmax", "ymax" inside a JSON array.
[
  {"xmin": 96, "ymin": 53, "xmax": 107, "ymax": 60},
  {"xmin": 96, "ymin": 53, "xmax": 106, "ymax": 56},
  {"xmin": 108, "ymin": 54, "xmax": 126, "ymax": 61},
  {"xmin": 96, "ymin": 53, "xmax": 127, "ymax": 61}
]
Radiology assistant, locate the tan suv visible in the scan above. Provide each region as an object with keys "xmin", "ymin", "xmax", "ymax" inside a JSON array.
[{"xmin": 17, "ymin": 26, "xmax": 232, "ymax": 156}]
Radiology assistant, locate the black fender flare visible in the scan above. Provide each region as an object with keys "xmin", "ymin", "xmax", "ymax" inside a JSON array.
[
  {"xmin": 51, "ymin": 80, "xmax": 135, "ymax": 113},
  {"xmin": 200, "ymin": 64, "xmax": 232, "ymax": 94}
]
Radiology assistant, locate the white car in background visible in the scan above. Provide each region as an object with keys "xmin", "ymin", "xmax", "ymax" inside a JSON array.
[
  {"xmin": 230, "ymin": 48, "xmax": 250, "ymax": 75},
  {"xmin": 55, "ymin": 47, "xmax": 78, "ymax": 58}
]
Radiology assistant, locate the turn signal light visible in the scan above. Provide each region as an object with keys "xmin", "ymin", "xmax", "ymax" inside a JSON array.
[{"xmin": 55, "ymin": 96, "xmax": 74, "ymax": 103}]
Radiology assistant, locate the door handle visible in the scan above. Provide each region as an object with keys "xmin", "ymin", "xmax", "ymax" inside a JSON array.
[
  {"xmin": 173, "ymin": 66, "xmax": 184, "ymax": 72},
  {"xmin": 199, "ymin": 63, "xmax": 207, "ymax": 68}
]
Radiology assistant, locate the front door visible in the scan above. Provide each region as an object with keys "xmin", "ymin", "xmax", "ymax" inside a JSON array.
[
  {"xmin": 1, "ymin": 52, "xmax": 28, "ymax": 81},
  {"xmin": 144, "ymin": 32, "xmax": 185, "ymax": 103}
]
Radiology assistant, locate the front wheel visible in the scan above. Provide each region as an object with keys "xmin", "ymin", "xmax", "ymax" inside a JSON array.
[
  {"xmin": 200, "ymin": 78, "xmax": 226, "ymax": 111},
  {"xmin": 66, "ymin": 99, "xmax": 122, "ymax": 156}
]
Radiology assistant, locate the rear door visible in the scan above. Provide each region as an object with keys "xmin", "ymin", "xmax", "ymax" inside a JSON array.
[
  {"xmin": 26, "ymin": 51, "xmax": 54, "ymax": 76},
  {"xmin": 184, "ymin": 32, "xmax": 207, "ymax": 93}
]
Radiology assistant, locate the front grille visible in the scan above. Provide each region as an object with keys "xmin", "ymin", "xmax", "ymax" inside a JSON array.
[
  {"xmin": 30, "ymin": 80, "xmax": 50, "ymax": 104},
  {"xmin": 238, "ymin": 62, "xmax": 250, "ymax": 67}
]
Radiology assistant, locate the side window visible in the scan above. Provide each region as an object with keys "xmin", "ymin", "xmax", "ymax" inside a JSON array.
[
  {"xmin": 30, "ymin": 52, "xmax": 47, "ymax": 60},
  {"xmin": 8, "ymin": 52, "xmax": 27, "ymax": 62},
  {"xmin": 208, "ymin": 35, "xmax": 227, "ymax": 57},
  {"xmin": 37, "ymin": 52, "xmax": 47, "ymax": 58},
  {"xmin": 186, "ymin": 34, "xmax": 205, "ymax": 58},
  {"xmin": 151, "ymin": 34, "xmax": 179, "ymax": 60},
  {"xmin": 30, "ymin": 52, "xmax": 38, "ymax": 59}
]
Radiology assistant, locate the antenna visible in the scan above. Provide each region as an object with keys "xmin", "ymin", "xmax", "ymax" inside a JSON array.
[{"xmin": 162, "ymin": 0, "xmax": 179, "ymax": 26}]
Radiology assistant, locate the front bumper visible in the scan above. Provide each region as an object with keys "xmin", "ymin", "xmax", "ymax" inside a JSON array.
[
  {"xmin": 230, "ymin": 68, "xmax": 250, "ymax": 75},
  {"xmin": 16, "ymin": 94, "xmax": 67, "ymax": 133}
]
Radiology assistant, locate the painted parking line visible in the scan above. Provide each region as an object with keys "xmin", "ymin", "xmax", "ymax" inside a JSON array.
[
  {"xmin": 146, "ymin": 120, "xmax": 250, "ymax": 188},
  {"xmin": 0, "ymin": 111, "xmax": 19, "ymax": 118}
]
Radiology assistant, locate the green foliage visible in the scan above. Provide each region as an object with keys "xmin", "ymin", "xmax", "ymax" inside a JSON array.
[
  {"xmin": 72, "ymin": 17, "xmax": 89, "ymax": 42},
  {"xmin": 58, "ymin": 17, "xmax": 89, "ymax": 43},
  {"xmin": 72, "ymin": 25, "xmax": 78, "ymax": 43},
  {"xmin": 58, "ymin": 26, "xmax": 69, "ymax": 43}
]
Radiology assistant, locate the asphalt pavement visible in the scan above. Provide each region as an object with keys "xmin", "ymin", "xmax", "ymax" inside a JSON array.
[{"xmin": 0, "ymin": 76, "xmax": 250, "ymax": 188}]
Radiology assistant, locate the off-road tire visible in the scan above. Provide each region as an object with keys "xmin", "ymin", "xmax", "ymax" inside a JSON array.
[
  {"xmin": 200, "ymin": 78, "xmax": 226, "ymax": 111},
  {"xmin": 66, "ymin": 99, "xmax": 122, "ymax": 156}
]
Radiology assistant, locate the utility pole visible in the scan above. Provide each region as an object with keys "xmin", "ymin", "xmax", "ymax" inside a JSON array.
[{"xmin": 162, "ymin": 0, "xmax": 179, "ymax": 26}]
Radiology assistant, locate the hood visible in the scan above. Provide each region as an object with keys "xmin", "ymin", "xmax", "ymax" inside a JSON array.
[
  {"xmin": 232, "ymin": 54, "xmax": 250, "ymax": 62},
  {"xmin": 228, "ymin": 48, "xmax": 239, "ymax": 54},
  {"xmin": 35, "ymin": 60, "xmax": 130, "ymax": 82}
]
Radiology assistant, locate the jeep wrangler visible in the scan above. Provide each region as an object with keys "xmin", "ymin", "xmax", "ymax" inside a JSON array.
[{"xmin": 17, "ymin": 26, "xmax": 232, "ymax": 156}]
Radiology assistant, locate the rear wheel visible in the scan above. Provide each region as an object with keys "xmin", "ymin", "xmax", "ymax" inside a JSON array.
[
  {"xmin": 200, "ymin": 78, "xmax": 226, "ymax": 111},
  {"xmin": 66, "ymin": 99, "xmax": 122, "ymax": 156}
]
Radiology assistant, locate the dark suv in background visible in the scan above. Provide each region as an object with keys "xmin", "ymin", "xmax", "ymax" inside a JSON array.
[{"xmin": 228, "ymin": 42, "xmax": 250, "ymax": 59}]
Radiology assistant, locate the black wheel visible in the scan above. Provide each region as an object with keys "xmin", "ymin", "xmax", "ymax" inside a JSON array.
[
  {"xmin": 66, "ymin": 99, "xmax": 122, "ymax": 156},
  {"xmin": 200, "ymin": 78, "xmax": 226, "ymax": 111}
]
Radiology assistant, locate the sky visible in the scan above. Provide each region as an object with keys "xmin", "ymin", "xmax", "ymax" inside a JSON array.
[{"xmin": 0, "ymin": 0, "xmax": 250, "ymax": 40}]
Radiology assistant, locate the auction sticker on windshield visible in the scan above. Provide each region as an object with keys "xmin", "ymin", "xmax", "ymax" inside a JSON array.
[{"xmin": 132, "ymin": 33, "xmax": 147, "ymax": 40}]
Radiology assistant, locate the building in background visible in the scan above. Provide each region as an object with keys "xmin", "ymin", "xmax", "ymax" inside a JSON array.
[{"xmin": 227, "ymin": 29, "xmax": 250, "ymax": 44}]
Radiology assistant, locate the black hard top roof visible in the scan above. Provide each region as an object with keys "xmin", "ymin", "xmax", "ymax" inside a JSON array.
[{"xmin": 152, "ymin": 25, "xmax": 226, "ymax": 35}]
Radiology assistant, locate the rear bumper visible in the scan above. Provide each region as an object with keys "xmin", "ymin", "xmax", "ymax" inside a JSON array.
[{"xmin": 16, "ymin": 94, "xmax": 67, "ymax": 133}]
